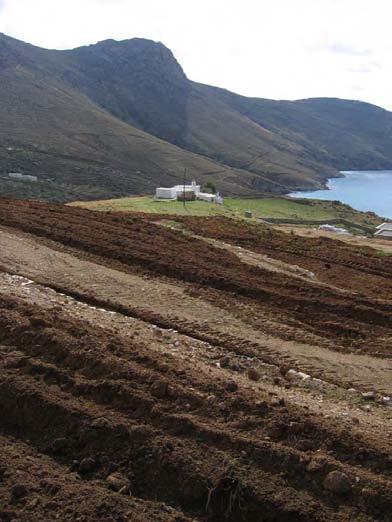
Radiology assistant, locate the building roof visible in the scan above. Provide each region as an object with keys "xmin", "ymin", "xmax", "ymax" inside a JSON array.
[
  {"xmin": 375, "ymin": 229, "xmax": 392, "ymax": 237},
  {"xmin": 376, "ymin": 222, "xmax": 392, "ymax": 230}
]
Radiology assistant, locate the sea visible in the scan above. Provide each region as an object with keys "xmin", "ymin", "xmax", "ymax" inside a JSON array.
[{"xmin": 289, "ymin": 170, "xmax": 392, "ymax": 219}]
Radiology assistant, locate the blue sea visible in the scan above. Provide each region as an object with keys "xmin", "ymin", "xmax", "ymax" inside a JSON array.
[{"xmin": 289, "ymin": 170, "xmax": 392, "ymax": 219}]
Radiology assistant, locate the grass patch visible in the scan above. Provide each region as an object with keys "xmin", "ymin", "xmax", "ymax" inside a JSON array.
[{"xmin": 69, "ymin": 196, "xmax": 382, "ymax": 229}]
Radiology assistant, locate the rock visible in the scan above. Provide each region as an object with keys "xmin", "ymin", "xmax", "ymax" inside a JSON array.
[
  {"xmin": 106, "ymin": 472, "xmax": 131, "ymax": 493},
  {"xmin": 247, "ymin": 368, "xmax": 261, "ymax": 382},
  {"xmin": 347, "ymin": 388, "xmax": 357, "ymax": 394},
  {"xmin": 380, "ymin": 396, "xmax": 391, "ymax": 406},
  {"xmin": 362, "ymin": 391, "xmax": 377, "ymax": 401},
  {"xmin": 225, "ymin": 380, "xmax": 238, "ymax": 392},
  {"xmin": 219, "ymin": 356, "xmax": 230, "ymax": 368},
  {"xmin": 152, "ymin": 328, "xmax": 163, "ymax": 338},
  {"xmin": 323, "ymin": 471, "xmax": 352, "ymax": 494},
  {"xmin": 306, "ymin": 378, "xmax": 326, "ymax": 390},
  {"xmin": 151, "ymin": 379, "xmax": 168, "ymax": 398},
  {"xmin": 286, "ymin": 369, "xmax": 310, "ymax": 382},
  {"xmin": 11, "ymin": 484, "xmax": 28, "ymax": 501},
  {"xmin": 79, "ymin": 457, "xmax": 96, "ymax": 473}
]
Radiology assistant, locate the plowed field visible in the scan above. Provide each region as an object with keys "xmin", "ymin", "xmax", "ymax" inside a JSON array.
[{"xmin": 0, "ymin": 198, "xmax": 391, "ymax": 522}]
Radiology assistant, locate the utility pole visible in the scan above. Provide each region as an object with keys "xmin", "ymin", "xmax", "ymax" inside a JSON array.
[{"xmin": 183, "ymin": 167, "xmax": 187, "ymax": 209}]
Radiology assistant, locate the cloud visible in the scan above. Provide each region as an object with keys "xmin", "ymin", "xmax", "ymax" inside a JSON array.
[
  {"xmin": 323, "ymin": 42, "xmax": 372, "ymax": 57},
  {"xmin": 0, "ymin": 0, "xmax": 391, "ymax": 110}
]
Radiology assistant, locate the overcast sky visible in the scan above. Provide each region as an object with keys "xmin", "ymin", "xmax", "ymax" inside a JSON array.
[{"xmin": 0, "ymin": 0, "xmax": 391, "ymax": 110}]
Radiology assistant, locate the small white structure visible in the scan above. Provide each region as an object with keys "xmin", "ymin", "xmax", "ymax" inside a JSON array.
[
  {"xmin": 197, "ymin": 192, "xmax": 216, "ymax": 202},
  {"xmin": 8, "ymin": 172, "xmax": 38, "ymax": 182},
  {"xmin": 375, "ymin": 222, "xmax": 392, "ymax": 239},
  {"xmin": 318, "ymin": 224, "xmax": 350, "ymax": 235}
]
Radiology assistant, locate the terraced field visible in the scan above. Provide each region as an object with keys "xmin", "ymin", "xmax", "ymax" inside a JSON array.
[{"xmin": 0, "ymin": 198, "xmax": 391, "ymax": 521}]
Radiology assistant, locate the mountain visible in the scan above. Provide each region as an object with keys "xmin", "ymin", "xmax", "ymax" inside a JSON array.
[{"xmin": 0, "ymin": 33, "xmax": 391, "ymax": 201}]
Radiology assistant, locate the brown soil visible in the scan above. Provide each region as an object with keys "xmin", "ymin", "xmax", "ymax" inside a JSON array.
[{"xmin": 0, "ymin": 199, "xmax": 391, "ymax": 521}]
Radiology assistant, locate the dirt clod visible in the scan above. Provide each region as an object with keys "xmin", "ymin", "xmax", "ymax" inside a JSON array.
[
  {"xmin": 225, "ymin": 380, "xmax": 238, "ymax": 392},
  {"xmin": 151, "ymin": 379, "xmax": 168, "ymax": 398},
  {"xmin": 106, "ymin": 472, "xmax": 131, "ymax": 493},
  {"xmin": 10, "ymin": 484, "xmax": 28, "ymax": 501},
  {"xmin": 323, "ymin": 471, "xmax": 352, "ymax": 494},
  {"xmin": 247, "ymin": 368, "xmax": 261, "ymax": 381}
]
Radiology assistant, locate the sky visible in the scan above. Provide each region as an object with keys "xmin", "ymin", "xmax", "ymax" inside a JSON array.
[{"xmin": 0, "ymin": 0, "xmax": 391, "ymax": 110}]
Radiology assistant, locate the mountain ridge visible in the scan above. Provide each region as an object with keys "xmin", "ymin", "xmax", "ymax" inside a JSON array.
[{"xmin": 0, "ymin": 33, "xmax": 391, "ymax": 201}]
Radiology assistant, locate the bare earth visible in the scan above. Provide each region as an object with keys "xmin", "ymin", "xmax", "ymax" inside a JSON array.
[{"xmin": 0, "ymin": 199, "xmax": 391, "ymax": 522}]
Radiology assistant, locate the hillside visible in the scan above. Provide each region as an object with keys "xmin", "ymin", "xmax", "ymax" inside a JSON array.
[
  {"xmin": 0, "ymin": 35, "xmax": 255, "ymax": 201},
  {"xmin": 1, "ymin": 33, "xmax": 392, "ymax": 201},
  {"xmin": 0, "ymin": 198, "xmax": 391, "ymax": 520}
]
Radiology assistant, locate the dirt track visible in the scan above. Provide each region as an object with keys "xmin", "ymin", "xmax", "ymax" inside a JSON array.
[{"xmin": 0, "ymin": 199, "xmax": 391, "ymax": 521}]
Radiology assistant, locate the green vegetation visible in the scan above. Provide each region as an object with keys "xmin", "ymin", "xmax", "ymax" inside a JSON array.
[{"xmin": 70, "ymin": 196, "xmax": 382, "ymax": 228}]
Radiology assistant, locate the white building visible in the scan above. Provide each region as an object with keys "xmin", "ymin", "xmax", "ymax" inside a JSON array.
[
  {"xmin": 155, "ymin": 181, "xmax": 200, "ymax": 200},
  {"xmin": 375, "ymin": 222, "xmax": 392, "ymax": 239},
  {"xmin": 155, "ymin": 181, "xmax": 223, "ymax": 203},
  {"xmin": 8, "ymin": 172, "xmax": 38, "ymax": 182}
]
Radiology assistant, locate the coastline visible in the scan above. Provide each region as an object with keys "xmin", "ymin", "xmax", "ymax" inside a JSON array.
[{"xmin": 287, "ymin": 170, "xmax": 392, "ymax": 219}]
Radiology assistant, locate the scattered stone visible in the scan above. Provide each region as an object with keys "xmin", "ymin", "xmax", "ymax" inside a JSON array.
[
  {"xmin": 380, "ymin": 396, "xmax": 391, "ymax": 406},
  {"xmin": 225, "ymin": 380, "xmax": 238, "ymax": 392},
  {"xmin": 362, "ymin": 391, "xmax": 377, "ymax": 401},
  {"xmin": 347, "ymin": 388, "xmax": 357, "ymax": 394},
  {"xmin": 352, "ymin": 417, "xmax": 360, "ymax": 425},
  {"xmin": 151, "ymin": 379, "xmax": 168, "ymax": 398},
  {"xmin": 247, "ymin": 368, "xmax": 261, "ymax": 382},
  {"xmin": 11, "ymin": 484, "xmax": 28, "ymax": 501},
  {"xmin": 106, "ymin": 472, "xmax": 131, "ymax": 493},
  {"xmin": 323, "ymin": 471, "xmax": 352, "ymax": 494},
  {"xmin": 79, "ymin": 457, "xmax": 96, "ymax": 473}
]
